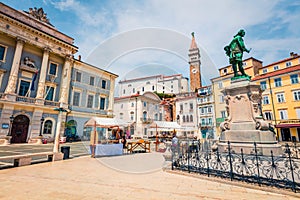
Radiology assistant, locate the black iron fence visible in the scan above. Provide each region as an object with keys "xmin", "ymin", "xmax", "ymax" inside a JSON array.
[{"xmin": 171, "ymin": 140, "xmax": 300, "ymax": 192}]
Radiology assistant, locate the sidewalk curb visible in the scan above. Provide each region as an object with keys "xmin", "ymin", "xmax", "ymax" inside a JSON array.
[{"xmin": 165, "ymin": 169, "xmax": 300, "ymax": 198}]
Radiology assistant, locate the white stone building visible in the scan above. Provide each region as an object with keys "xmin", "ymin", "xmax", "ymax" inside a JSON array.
[
  {"xmin": 118, "ymin": 74, "xmax": 188, "ymax": 97},
  {"xmin": 175, "ymin": 92, "xmax": 199, "ymax": 138},
  {"xmin": 114, "ymin": 92, "xmax": 162, "ymax": 138}
]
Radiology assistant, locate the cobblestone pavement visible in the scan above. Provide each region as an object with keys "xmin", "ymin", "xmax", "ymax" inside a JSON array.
[
  {"xmin": 0, "ymin": 154, "xmax": 299, "ymax": 200},
  {"xmin": 0, "ymin": 142, "xmax": 90, "ymax": 168}
]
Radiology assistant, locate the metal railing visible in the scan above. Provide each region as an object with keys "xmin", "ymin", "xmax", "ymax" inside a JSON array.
[
  {"xmin": 0, "ymin": 93, "xmax": 60, "ymax": 107},
  {"xmin": 171, "ymin": 140, "xmax": 300, "ymax": 192},
  {"xmin": 140, "ymin": 118, "xmax": 153, "ymax": 123},
  {"xmin": 16, "ymin": 96, "xmax": 36, "ymax": 103}
]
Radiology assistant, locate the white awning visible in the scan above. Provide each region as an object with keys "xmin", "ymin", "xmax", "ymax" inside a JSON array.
[
  {"xmin": 84, "ymin": 117, "xmax": 129, "ymax": 128},
  {"xmin": 149, "ymin": 121, "xmax": 182, "ymax": 129}
]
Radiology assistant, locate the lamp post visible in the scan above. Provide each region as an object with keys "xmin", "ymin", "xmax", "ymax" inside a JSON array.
[
  {"xmin": 53, "ymin": 107, "xmax": 68, "ymax": 153},
  {"xmin": 7, "ymin": 115, "xmax": 14, "ymax": 136},
  {"xmin": 39, "ymin": 116, "xmax": 45, "ymax": 136}
]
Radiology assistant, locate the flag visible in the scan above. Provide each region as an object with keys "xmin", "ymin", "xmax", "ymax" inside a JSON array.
[{"xmin": 30, "ymin": 70, "xmax": 38, "ymax": 91}]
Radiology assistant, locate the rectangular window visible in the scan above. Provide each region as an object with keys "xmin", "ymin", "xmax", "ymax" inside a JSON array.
[
  {"xmin": 263, "ymin": 96, "xmax": 269, "ymax": 104},
  {"xmin": 262, "ymin": 69, "xmax": 268, "ymax": 73},
  {"xmin": 221, "ymin": 111, "xmax": 226, "ymax": 118},
  {"xmin": 296, "ymin": 109, "xmax": 300, "ymax": 119},
  {"xmin": 152, "ymin": 85, "xmax": 155, "ymax": 90},
  {"xmin": 208, "ymin": 118, "xmax": 212, "ymax": 125},
  {"xmin": 0, "ymin": 45, "xmax": 7, "ymax": 61},
  {"xmin": 18, "ymin": 80, "xmax": 30, "ymax": 96},
  {"xmin": 218, "ymin": 81, "xmax": 223, "ymax": 89},
  {"xmin": 45, "ymin": 86, "xmax": 54, "ymax": 101},
  {"xmin": 189, "ymin": 103, "xmax": 193, "ymax": 110},
  {"xmin": 207, "ymin": 106, "xmax": 212, "ymax": 113},
  {"xmin": 200, "ymin": 107, "xmax": 205, "ymax": 114},
  {"xmin": 87, "ymin": 95, "xmax": 94, "ymax": 108},
  {"xmin": 276, "ymin": 93, "xmax": 285, "ymax": 103},
  {"xmin": 290, "ymin": 74, "xmax": 299, "ymax": 84},
  {"xmin": 274, "ymin": 78, "xmax": 282, "ymax": 87},
  {"xmin": 100, "ymin": 97, "xmax": 105, "ymax": 110},
  {"xmin": 75, "ymin": 72, "xmax": 81, "ymax": 82},
  {"xmin": 73, "ymin": 92, "xmax": 80, "ymax": 106},
  {"xmin": 142, "ymin": 87, "xmax": 144, "ymax": 92},
  {"xmin": 143, "ymin": 102, "xmax": 147, "ymax": 107},
  {"xmin": 260, "ymin": 81, "xmax": 267, "ymax": 90},
  {"xmin": 180, "ymin": 104, "xmax": 183, "ymax": 111},
  {"xmin": 89, "ymin": 76, "xmax": 95, "ymax": 86},
  {"xmin": 201, "ymin": 118, "xmax": 206, "ymax": 126},
  {"xmin": 101, "ymin": 80, "xmax": 106, "ymax": 89},
  {"xmin": 49, "ymin": 63, "xmax": 57, "ymax": 76},
  {"xmin": 279, "ymin": 110, "xmax": 288, "ymax": 120},
  {"xmin": 286, "ymin": 62, "xmax": 292, "ymax": 67},
  {"xmin": 273, "ymin": 65, "xmax": 279, "ymax": 70},
  {"xmin": 131, "ymin": 102, "xmax": 134, "ymax": 107},
  {"xmin": 133, "ymin": 88, "xmax": 135, "ymax": 93},
  {"xmin": 293, "ymin": 90, "xmax": 300, "ymax": 101},
  {"xmin": 219, "ymin": 95, "xmax": 224, "ymax": 103},
  {"xmin": 264, "ymin": 112, "xmax": 273, "ymax": 120}
]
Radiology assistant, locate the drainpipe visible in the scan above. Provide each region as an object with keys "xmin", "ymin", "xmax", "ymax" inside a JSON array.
[{"xmin": 268, "ymin": 77, "xmax": 279, "ymax": 142}]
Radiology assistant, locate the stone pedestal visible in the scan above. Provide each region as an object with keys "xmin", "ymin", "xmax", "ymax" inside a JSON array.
[
  {"xmin": 28, "ymin": 136, "xmax": 43, "ymax": 144},
  {"xmin": 0, "ymin": 136, "xmax": 11, "ymax": 145},
  {"xmin": 52, "ymin": 152, "xmax": 64, "ymax": 161},
  {"xmin": 218, "ymin": 78, "xmax": 282, "ymax": 156}
]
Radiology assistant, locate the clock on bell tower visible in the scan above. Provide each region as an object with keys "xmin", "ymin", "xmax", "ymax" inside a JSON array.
[{"xmin": 189, "ymin": 32, "xmax": 201, "ymax": 92}]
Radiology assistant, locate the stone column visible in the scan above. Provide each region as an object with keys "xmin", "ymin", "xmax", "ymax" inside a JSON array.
[
  {"xmin": 59, "ymin": 56, "xmax": 72, "ymax": 107},
  {"xmin": 35, "ymin": 48, "xmax": 50, "ymax": 100},
  {"xmin": 107, "ymin": 76, "xmax": 115, "ymax": 116},
  {"xmin": 4, "ymin": 38, "xmax": 25, "ymax": 95}
]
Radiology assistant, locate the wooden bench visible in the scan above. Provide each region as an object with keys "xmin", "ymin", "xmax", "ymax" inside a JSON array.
[{"xmin": 0, "ymin": 152, "xmax": 54, "ymax": 167}]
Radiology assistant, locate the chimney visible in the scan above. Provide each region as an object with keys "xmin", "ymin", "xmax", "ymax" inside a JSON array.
[
  {"xmin": 290, "ymin": 52, "xmax": 294, "ymax": 57},
  {"xmin": 78, "ymin": 55, "xmax": 81, "ymax": 61}
]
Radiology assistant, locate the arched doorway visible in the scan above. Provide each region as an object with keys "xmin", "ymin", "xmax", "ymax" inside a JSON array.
[
  {"xmin": 11, "ymin": 115, "xmax": 30, "ymax": 143},
  {"xmin": 65, "ymin": 120, "xmax": 77, "ymax": 141}
]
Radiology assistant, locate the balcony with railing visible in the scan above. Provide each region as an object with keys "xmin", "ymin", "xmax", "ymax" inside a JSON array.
[
  {"xmin": 140, "ymin": 117, "xmax": 153, "ymax": 124},
  {"xmin": 0, "ymin": 93, "xmax": 60, "ymax": 107}
]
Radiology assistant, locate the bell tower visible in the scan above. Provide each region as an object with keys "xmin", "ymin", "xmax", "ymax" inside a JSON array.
[{"xmin": 189, "ymin": 32, "xmax": 201, "ymax": 92}]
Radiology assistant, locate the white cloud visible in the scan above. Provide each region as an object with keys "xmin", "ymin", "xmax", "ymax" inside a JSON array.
[{"xmin": 43, "ymin": 0, "xmax": 299, "ymax": 88}]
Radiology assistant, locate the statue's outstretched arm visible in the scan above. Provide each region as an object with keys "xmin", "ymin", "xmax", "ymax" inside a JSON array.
[{"xmin": 237, "ymin": 37, "xmax": 250, "ymax": 53}]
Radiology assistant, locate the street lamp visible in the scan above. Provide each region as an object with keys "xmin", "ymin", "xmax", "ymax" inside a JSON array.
[
  {"xmin": 7, "ymin": 115, "xmax": 14, "ymax": 136},
  {"xmin": 53, "ymin": 107, "xmax": 68, "ymax": 153},
  {"xmin": 39, "ymin": 116, "xmax": 45, "ymax": 136}
]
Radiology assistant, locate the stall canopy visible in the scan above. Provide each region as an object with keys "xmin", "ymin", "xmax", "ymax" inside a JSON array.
[
  {"xmin": 148, "ymin": 121, "xmax": 182, "ymax": 131},
  {"xmin": 84, "ymin": 117, "xmax": 129, "ymax": 128}
]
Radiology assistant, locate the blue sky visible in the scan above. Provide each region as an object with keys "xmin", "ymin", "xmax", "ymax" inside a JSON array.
[{"xmin": 2, "ymin": 0, "xmax": 300, "ymax": 85}]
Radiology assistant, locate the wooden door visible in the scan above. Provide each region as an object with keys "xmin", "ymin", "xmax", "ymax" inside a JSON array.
[{"xmin": 11, "ymin": 115, "xmax": 29, "ymax": 143}]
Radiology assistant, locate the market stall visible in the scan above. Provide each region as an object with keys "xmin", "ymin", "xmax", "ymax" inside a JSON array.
[{"xmin": 84, "ymin": 117, "xmax": 129, "ymax": 157}]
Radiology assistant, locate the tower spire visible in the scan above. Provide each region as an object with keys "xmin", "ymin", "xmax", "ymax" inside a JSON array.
[
  {"xmin": 188, "ymin": 32, "xmax": 201, "ymax": 92},
  {"xmin": 190, "ymin": 32, "xmax": 198, "ymax": 49}
]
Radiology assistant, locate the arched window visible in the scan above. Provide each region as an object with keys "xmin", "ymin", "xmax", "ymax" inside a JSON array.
[
  {"xmin": 43, "ymin": 120, "xmax": 52, "ymax": 134},
  {"xmin": 186, "ymin": 115, "xmax": 189, "ymax": 122},
  {"xmin": 182, "ymin": 115, "xmax": 185, "ymax": 122},
  {"xmin": 130, "ymin": 111, "xmax": 134, "ymax": 121},
  {"xmin": 143, "ymin": 111, "xmax": 147, "ymax": 120},
  {"xmin": 190, "ymin": 115, "xmax": 193, "ymax": 122}
]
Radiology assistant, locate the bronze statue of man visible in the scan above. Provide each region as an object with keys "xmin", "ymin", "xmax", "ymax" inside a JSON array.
[{"xmin": 224, "ymin": 29, "xmax": 251, "ymax": 78}]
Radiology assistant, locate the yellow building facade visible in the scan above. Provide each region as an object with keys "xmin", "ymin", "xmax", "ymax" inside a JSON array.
[{"xmin": 252, "ymin": 52, "xmax": 300, "ymax": 142}]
